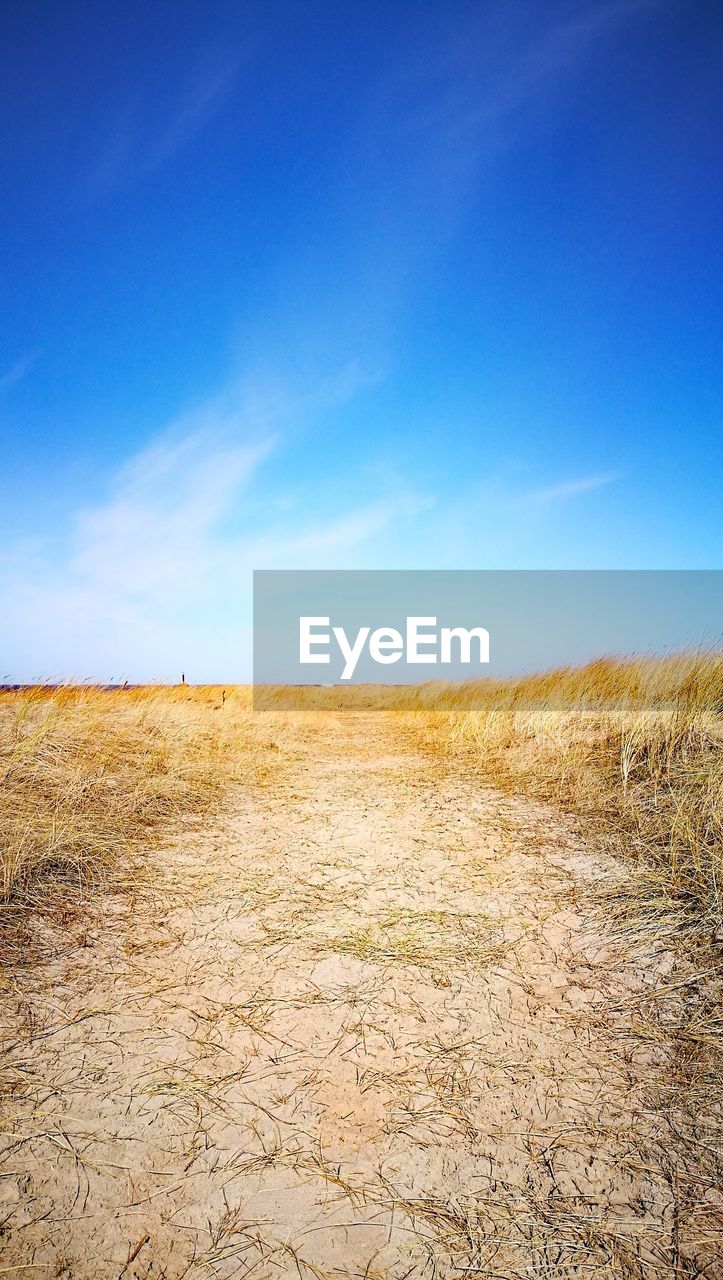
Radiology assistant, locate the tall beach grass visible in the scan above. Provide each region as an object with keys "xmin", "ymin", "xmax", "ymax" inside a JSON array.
[
  {"xmin": 397, "ymin": 650, "xmax": 723, "ymax": 928},
  {"xmin": 0, "ymin": 684, "xmax": 254, "ymax": 915},
  {"xmin": 1, "ymin": 652, "xmax": 721, "ymax": 943}
]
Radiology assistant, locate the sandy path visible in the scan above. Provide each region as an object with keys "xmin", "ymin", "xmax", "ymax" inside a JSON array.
[{"xmin": 0, "ymin": 713, "xmax": 718, "ymax": 1277}]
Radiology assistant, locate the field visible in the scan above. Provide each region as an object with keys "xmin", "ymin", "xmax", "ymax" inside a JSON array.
[{"xmin": 1, "ymin": 655, "xmax": 722, "ymax": 1278}]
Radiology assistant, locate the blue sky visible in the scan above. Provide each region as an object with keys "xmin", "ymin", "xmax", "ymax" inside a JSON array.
[{"xmin": 1, "ymin": 0, "xmax": 721, "ymax": 680}]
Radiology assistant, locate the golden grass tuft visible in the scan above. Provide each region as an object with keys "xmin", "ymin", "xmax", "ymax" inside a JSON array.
[
  {"xmin": 393, "ymin": 650, "xmax": 723, "ymax": 929},
  {"xmin": 1, "ymin": 652, "xmax": 721, "ymax": 957},
  {"xmin": 0, "ymin": 684, "xmax": 255, "ymax": 917}
]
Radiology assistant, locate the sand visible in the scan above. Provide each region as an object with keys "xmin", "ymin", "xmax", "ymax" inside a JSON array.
[{"xmin": 1, "ymin": 712, "xmax": 720, "ymax": 1277}]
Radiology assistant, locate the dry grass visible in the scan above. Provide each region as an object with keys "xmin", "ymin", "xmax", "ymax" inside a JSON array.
[
  {"xmin": 0, "ymin": 684, "xmax": 256, "ymax": 919},
  {"xmin": 394, "ymin": 651, "xmax": 723, "ymax": 930},
  {"xmin": 383, "ymin": 653, "xmax": 723, "ymax": 1275},
  {"xmin": 2, "ymin": 651, "xmax": 721, "ymax": 939},
  {"xmin": 392, "ymin": 653, "xmax": 723, "ymax": 1201},
  {"xmin": 1, "ymin": 672, "xmax": 722, "ymax": 1275}
]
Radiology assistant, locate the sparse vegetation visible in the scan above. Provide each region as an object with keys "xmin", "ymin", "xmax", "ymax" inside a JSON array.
[
  {"xmin": 396, "ymin": 650, "xmax": 723, "ymax": 929},
  {"xmin": 1, "ymin": 660, "xmax": 722, "ymax": 1276},
  {"xmin": 0, "ymin": 684, "xmax": 255, "ymax": 917},
  {"xmin": 2, "ymin": 652, "xmax": 721, "ymax": 939}
]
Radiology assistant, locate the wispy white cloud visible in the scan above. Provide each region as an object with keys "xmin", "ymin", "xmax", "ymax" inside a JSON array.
[
  {"xmin": 244, "ymin": 492, "xmax": 433, "ymax": 570},
  {"xmin": 264, "ymin": 0, "xmax": 658, "ymax": 385},
  {"xmin": 86, "ymin": 101, "xmax": 139, "ymax": 198},
  {"xmin": 353, "ymin": 0, "xmax": 655, "ymax": 239},
  {"xmin": 71, "ymin": 431, "xmax": 275, "ymax": 599},
  {"xmin": 4, "ymin": 442, "xmax": 622, "ymax": 661},
  {"xmin": 148, "ymin": 53, "xmax": 243, "ymax": 169},
  {"xmin": 0, "ymin": 351, "xmax": 39, "ymax": 394},
  {"xmin": 517, "ymin": 472, "xmax": 618, "ymax": 507},
  {"xmin": 0, "ymin": 377, "xmax": 431, "ymax": 680},
  {"xmin": 0, "ymin": 384, "xmax": 625, "ymax": 677},
  {"xmin": 87, "ymin": 47, "xmax": 243, "ymax": 197}
]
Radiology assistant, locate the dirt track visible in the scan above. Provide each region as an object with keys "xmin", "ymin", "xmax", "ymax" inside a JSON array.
[{"xmin": 1, "ymin": 713, "xmax": 719, "ymax": 1277}]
